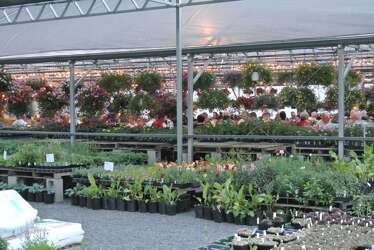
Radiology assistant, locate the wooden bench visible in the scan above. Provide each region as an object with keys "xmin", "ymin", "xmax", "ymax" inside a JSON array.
[{"xmin": 0, "ymin": 167, "xmax": 71, "ymax": 202}]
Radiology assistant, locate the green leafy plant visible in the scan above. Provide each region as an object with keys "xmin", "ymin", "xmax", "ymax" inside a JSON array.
[
  {"xmin": 64, "ymin": 184, "xmax": 83, "ymax": 197},
  {"xmin": 82, "ymin": 174, "xmax": 102, "ymax": 199},
  {"xmin": 194, "ymin": 72, "xmax": 216, "ymax": 91},
  {"xmin": 197, "ymin": 89, "xmax": 231, "ymax": 111},
  {"xmin": 295, "ymin": 63, "xmax": 335, "ymax": 86},
  {"xmin": 104, "ymin": 179, "xmax": 121, "ymax": 199},
  {"xmin": 0, "ymin": 237, "xmax": 7, "ymax": 250},
  {"xmin": 98, "ymin": 72, "xmax": 132, "ymax": 93},
  {"xmin": 278, "ymin": 86, "xmax": 316, "ymax": 111},
  {"xmin": 0, "ymin": 71, "xmax": 12, "ymax": 92},
  {"xmin": 28, "ymin": 183, "xmax": 45, "ymax": 194},
  {"xmin": 144, "ymin": 185, "xmax": 160, "ymax": 203},
  {"xmin": 240, "ymin": 62, "xmax": 272, "ymax": 90},
  {"xmin": 128, "ymin": 92, "xmax": 156, "ymax": 115},
  {"xmin": 125, "ymin": 178, "xmax": 143, "ymax": 201},
  {"xmin": 161, "ymin": 185, "xmax": 180, "ymax": 205},
  {"xmin": 352, "ymin": 195, "xmax": 373, "ymax": 217},
  {"xmin": 135, "ymin": 72, "xmax": 162, "ymax": 94}
]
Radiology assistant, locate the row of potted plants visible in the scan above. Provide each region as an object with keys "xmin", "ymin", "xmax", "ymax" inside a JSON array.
[
  {"xmin": 65, "ymin": 176, "xmax": 190, "ymax": 216},
  {"xmin": 194, "ymin": 178, "xmax": 280, "ymax": 225},
  {"xmin": 0, "ymin": 182, "xmax": 55, "ymax": 204}
]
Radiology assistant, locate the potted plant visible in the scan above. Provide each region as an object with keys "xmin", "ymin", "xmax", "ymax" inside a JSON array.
[
  {"xmin": 161, "ymin": 185, "xmax": 180, "ymax": 216},
  {"xmin": 28, "ymin": 184, "xmax": 45, "ymax": 202},
  {"xmin": 125, "ymin": 178, "xmax": 143, "ymax": 212},
  {"xmin": 145, "ymin": 185, "xmax": 160, "ymax": 213},
  {"xmin": 103, "ymin": 180, "xmax": 120, "ymax": 210},
  {"xmin": 82, "ymin": 174, "xmax": 103, "ymax": 210},
  {"xmin": 199, "ymin": 182, "xmax": 213, "ymax": 220},
  {"xmin": 43, "ymin": 189, "xmax": 55, "ymax": 204},
  {"xmin": 64, "ymin": 185, "xmax": 83, "ymax": 206}
]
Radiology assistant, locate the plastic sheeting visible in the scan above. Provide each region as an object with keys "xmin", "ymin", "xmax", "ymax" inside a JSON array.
[
  {"xmin": 0, "ymin": 0, "xmax": 373, "ymax": 58},
  {"xmin": 0, "ymin": 190, "xmax": 38, "ymax": 238},
  {"xmin": 6, "ymin": 219, "xmax": 84, "ymax": 250}
]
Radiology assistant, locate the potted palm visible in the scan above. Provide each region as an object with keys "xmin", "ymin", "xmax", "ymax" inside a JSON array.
[
  {"xmin": 198, "ymin": 183, "xmax": 213, "ymax": 220},
  {"xmin": 161, "ymin": 185, "xmax": 180, "ymax": 216}
]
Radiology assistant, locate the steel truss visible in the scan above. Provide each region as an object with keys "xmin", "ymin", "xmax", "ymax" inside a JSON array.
[{"xmin": 0, "ymin": 0, "xmax": 239, "ymax": 25}]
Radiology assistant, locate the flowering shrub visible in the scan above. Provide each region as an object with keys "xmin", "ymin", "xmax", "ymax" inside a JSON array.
[
  {"xmin": 135, "ymin": 72, "xmax": 162, "ymax": 94},
  {"xmin": 8, "ymin": 81, "xmax": 33, "ymax": 116},
  {"xmin": 77, "ymin": 84, "xmax": 109, "ymax": 118},
  {"xmin": 36, "ymin": 86, "xmax": 67, "ymax": 118},
  {"xmin": 98, "ymin": 72, "xmax": 132, "ymax": 93}
]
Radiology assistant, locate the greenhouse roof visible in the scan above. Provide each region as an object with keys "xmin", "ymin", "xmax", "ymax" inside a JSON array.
[{"xmin": 0, "ymin": 0, "xmax": 374, "ymax": 64}]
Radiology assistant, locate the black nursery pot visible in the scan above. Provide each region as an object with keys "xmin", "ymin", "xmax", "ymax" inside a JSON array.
[
  {"xmin": 194, "ymin": 205, "xmax": 204, "ymax": 218},
  {"xmin": 103, "ymin": 198, "xmax": 116, "ymax": 210},
  {"xmin": 158, "ymin": 202, "xmax": 166, "ymax": 214},
  {"xmin": 27, "ymin": 192, "xmax": 36, "ymax": 202},
  {"xmin": 127, "ymin": 200, "xmax": 138, "ymax": 212},
  {"xmin": 165, "ymin": 204, "xmax": 177, "ymax": 216},
  {"xmin": 44, "ymin": 193, "xmax": 55, "ymax": 204},
  {"xmin": 247, "ymin": 216, "xmax": 258, "ymax": 226},
  {"xmin": 71, "ymin": 195, "xmax": 79, "ymax": 206},
  {"xmin": 233, "ymin": 244, "xmax": 249, "ymax": 250},
  {"xmin": 203, "ymin": 206, "xmax": 213, "ymax": 220},
  {"xmin": 20, "ymin": 190, "xmax": 28, "ymax": 200},
  {"xmin": 79, "ymin": 196, "xmax": 87, "ymax": 207},
  {"xmin": 212, "ymin": 209, "xmax": 224, "ymax": 223},
  {"xmin": 116, "ymin": 198, "xmax": 126, "ymax": 211},
  {"xmin": 148, "ymin": 202, "xmax": 158, "ymax": 213},
  {"xmin": 87, "ymin": 198, "xmax": 102, "ymax": 210},
  {"xmin": 35, "ymin": 192, "xmax": 44, "ymax": 202},
  {"xmin": 226, "ymin": 213, "xmax": 234, "ymax": 223},
  {"xmin": 234, "ymin": 216, "xmax": 246, "ymax": 225},
  {"xmin": 138, "ymin": 200, "xmax": 148, "ymax": 213}
]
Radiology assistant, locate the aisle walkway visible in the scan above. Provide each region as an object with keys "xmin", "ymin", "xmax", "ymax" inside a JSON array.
[{"xmin": 33, "ymin": 202, "xmax": 241, "ymax": 250}]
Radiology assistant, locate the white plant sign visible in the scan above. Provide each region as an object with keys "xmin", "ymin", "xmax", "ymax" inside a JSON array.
[
  {"xmin": 104, "ymin": 162, "xmax": 114, "ymax": 172},
  {"xmin": 46, "ymin": 154, "xmax": 55, "ymax": 163},
  {"xmin": 3, "ymin": 150, "xmax": 7, "ymax": 160}
]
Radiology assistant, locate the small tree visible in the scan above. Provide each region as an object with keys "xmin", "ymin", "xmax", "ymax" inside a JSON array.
[
  {"xmin": 77, "ymin": 85, "xmax": 109, "ymax": 118},
  {"xmin": 8, "ymin": 81, "xmax": 33, "ymax": 116}
]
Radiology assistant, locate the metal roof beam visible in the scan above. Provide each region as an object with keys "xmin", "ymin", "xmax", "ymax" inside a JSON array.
[{"xmin": 0, "ymin": 0, "xmax": 241, "ymax": 26}]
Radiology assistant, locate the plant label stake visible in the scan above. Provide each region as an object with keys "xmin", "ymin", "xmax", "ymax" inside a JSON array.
[
  {"xmin": 104, "ymin": 162, "xmax": 114, "ymax": 172},
  {"xmin": 273, "ymin": 212, "xmax": 276, "ymax": 219},
  {"xmin": 256, "ymin": 217, "xmax": 259, "ymax": 225},
  {"xmin": 3, "ymin": 150, "xmax": 6, "ymax": 160},
  {"xmin": 46, "ymin": 154, "xmax": 55, "ymax": 163}
]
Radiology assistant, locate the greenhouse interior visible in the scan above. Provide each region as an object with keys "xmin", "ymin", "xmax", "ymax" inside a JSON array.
[{"xmin": 0, "ymin": 0, "xmax": 373, "ymax": 249}]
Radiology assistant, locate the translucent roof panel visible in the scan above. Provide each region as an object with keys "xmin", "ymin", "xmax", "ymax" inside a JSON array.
[{"xmin": 0, "ymin": 0, "xmax": 373, "ymax": 58}]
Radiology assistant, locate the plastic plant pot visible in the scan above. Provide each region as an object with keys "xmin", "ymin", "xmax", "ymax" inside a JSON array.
[
  {"xmin": 35, "ymin": 192, "xmax": 44, "ymax": 202},
  {"xmin": 116, "ymin": 199, "xmax": 126, "ymax": 211},
  {"xmin": 148, "ymin": 202, "xmax": 158, "ymax": 213},
  {"xmin": 194, "ymin": 205, "xmax": 204, "ymax": 218},
  {"xmin": 27, "ymin": 192, "xmax": 36, "ymax": 202},
  {"xmin": 127, "ymin": 200, "xmax": 138, "ymax": 212},
  {"xmin": 71, "ymin": 195, "xmax": 79, "ymax": 206},
  {"xmin": 138, "ymin": 200, "xmax": 148, "ymax": 213},
  {"xmin": 43, "ymin": 192, "xmax": 55, "ymax": 204},
  {"xmin": 226, "ymin": 213, "xmax": 234, "ymax": 223},
  {"xmin": 203, "ymin": 206, "xmax": 213, "ymax": 220},
  {"xmin": 165, "ymin": 204, "xmax": 177, "ymax": 216},
  {"xmin": 212, "ymin": 209, "xmax": 224, "ymax": 223},
  {"xmin": 158, "ymin": 202, "xmax": 166, "ymax": 214},
  {"xmin": 79, "ymin": 196, "xmax": 87, "ymax": 207}
]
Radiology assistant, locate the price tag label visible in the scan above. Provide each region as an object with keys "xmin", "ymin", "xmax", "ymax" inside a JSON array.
[
  {"xmin": 46, "ymin": 154, "xmax": 55, "ymax": 163},
  {"xmin": 104, "ymin": 161, "xmax": 114, "ymax": 172}
]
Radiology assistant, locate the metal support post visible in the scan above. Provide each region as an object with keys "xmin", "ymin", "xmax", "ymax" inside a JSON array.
[
  {"xmin": 187, "ymin": 54, "xmax": 194, "ymax": 163},
  {"xmin": 69, "ymin": 61, "xmax": 76, "ymax": 145},
  {"xmin": 337, "ymin": 45, "xmax": 345, "ymax": 159},
  {"xmin": 175, "ymin": 0, "xmax": 183, "ymax": 163}
]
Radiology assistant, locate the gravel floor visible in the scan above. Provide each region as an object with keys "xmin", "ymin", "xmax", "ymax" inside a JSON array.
[{"xmin": 32, "ymin": 201, "xmax": 241, "ymax": 250}]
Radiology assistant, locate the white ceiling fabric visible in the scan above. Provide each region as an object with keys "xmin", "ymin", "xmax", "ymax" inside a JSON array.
[{"xmin": 0, "ymin": 0, "xmax": 373, "ymax": 58}]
